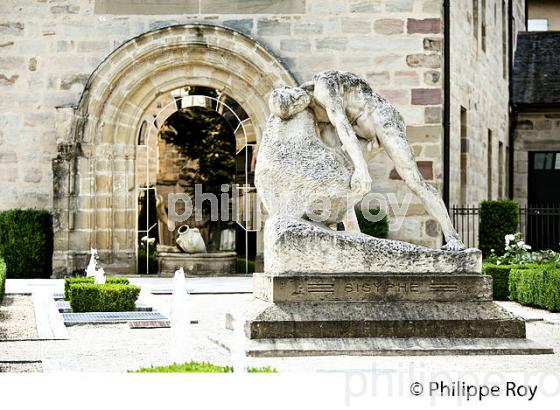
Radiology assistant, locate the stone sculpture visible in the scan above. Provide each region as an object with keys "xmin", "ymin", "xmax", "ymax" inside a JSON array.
[
  {"xmin": 296, "ymin": 70, "xmax": 464, "ymax": 251},
  {"xmin": 255, "ymin": 79, "xmax": 472, "ymax": 273},
  {"xmin": 227, "ymin": 72, "xmax": 544, "ymax": 356}
]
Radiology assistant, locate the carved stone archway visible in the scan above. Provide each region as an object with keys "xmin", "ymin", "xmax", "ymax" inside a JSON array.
[{"xmin": 52, "ymin": 24, "xmax": 296, "ymax": 275}]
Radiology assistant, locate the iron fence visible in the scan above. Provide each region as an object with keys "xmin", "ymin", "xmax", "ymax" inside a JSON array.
[{"xmin": 450, "ymin": 205, "xmax": 560, "ymax": 251}]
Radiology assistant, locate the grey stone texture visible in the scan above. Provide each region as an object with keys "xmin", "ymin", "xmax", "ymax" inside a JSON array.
[
  {"xmin": 253, "ymin": 272, "xmax": 493, "ymax": 302},
  {"xmin": 240, "ymin": 336, "xmax": 552, "ymax": 357},
  {"xmin": 243, "ymin": 299, "xmax": 526, "ymax": 339},
  {"xmin": 263, "ymin": 215, "xmax": 481, "ymax": 274}
]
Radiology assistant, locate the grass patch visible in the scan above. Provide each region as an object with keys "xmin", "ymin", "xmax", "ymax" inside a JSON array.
[{"xmin": 133, "ymin": 361, "xmax": 277, "ymax": 373}]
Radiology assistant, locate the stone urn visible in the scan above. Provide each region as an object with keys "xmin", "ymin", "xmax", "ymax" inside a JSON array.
[{"xmin": 176, "ymin": 225, "xmax": 207, "ymax": 253}]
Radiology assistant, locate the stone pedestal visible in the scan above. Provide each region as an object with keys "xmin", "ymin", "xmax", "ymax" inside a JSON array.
[
  {"xmin": 224, "ymin": 271, "xmax": 552, "ymax": 356},
  {"xmin": 217, "ymin": 216, "xmax": 551, "ymax": 356},
  {"xmin": 245, "ymin": 272, "xmax": 525, "ymax": 340}
]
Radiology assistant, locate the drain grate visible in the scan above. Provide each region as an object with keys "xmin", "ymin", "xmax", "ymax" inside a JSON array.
[
  {"xmin": 57, "ymin": 300, "xmax": 153, "ymax": 313},
  {"xmin": 63, "ymin": 311, "xmax": 167, "ymax": 325}
]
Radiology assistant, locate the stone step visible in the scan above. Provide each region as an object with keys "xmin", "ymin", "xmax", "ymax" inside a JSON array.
[
  {"xmin": 241, "ymin": 300, "xmax": 526, "ymax": 339},
  {"xmin": 254, "ymin": 272, "xmax": 493, "ymax": 303},
  {"xmin": 218, "ymin": 337, "xmax": 553, "ymax": 357}
]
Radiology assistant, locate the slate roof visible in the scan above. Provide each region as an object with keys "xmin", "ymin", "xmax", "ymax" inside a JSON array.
[{"xmin": 512, "ymin": 31, "xmax": 560, "ymax": 107}]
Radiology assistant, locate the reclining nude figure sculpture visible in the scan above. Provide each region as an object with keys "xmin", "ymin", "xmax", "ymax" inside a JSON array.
[{"xmin": 256, "ymin": 70, "xmax": 465, "ymax": 252}]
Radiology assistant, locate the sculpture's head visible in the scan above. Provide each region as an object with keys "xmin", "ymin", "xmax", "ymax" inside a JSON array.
[{"xmin": 269, "ymin": 86, "xmax": 311, "ymax": 120}]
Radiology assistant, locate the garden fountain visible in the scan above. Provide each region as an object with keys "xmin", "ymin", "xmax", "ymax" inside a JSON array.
[
  {"xmin": 85, "ymin": 248, "xmax": 98, "ymax": 277},
  {"xmin": 230, "ymin": 310, "xmax": 247, "ymax": 374},
  {"xmin": 170, "ymin": 267, "xmax": 192, "ymax": 363}
]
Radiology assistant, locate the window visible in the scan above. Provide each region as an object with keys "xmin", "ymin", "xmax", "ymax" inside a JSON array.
[
  {"xmin": 460, "ymin": 107, "xmax": 468, "ymax": 204},
  {"xmin": 473, "ymin": 0, "xmax": 479, "ymax": 40},
  {"xmin": 502, "ymin": 0, "xmax": 507, "ymax": 79},
  {"xmin": 528, "ymin": 19, "xmax": 549, "ymax": 31},
  {"xmin": 487, "ymin": 130, "xmax": 493, "ymax": 199},
  {"xmin": 534, "ymin": 152, "xmax": 560, "ymax": 170},
  {"xmin": 498, "ymin": 141, "xmax": 504, "ymax": 198},
  {"xmin": 481, "ymin": 0, "xmax": 487, "ymax": 52}
]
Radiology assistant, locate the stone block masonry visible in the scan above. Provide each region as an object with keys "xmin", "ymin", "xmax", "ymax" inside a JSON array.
[{"xmin": 0, "ymin": 0, "xmax": 448, "ymax": 274}]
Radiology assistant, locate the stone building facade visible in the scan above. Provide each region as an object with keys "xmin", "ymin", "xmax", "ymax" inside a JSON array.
[
  {"xmin": 512, "ymin": 31, "xmax": 560, "ymax": 207},
  {"xmin": 0, "ymin": 0, "xmax": 526, "ymax": 275}
]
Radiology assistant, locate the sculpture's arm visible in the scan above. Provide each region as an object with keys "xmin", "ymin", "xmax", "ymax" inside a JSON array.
[{"xmin": 321, "ymin": 95, "xmax": 372, "ymax": 196}]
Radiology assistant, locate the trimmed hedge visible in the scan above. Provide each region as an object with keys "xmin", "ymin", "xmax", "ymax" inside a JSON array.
[
  {"xmin": 0, "ymin": 257, "xmax": 6, "ymax": 305},
  {"xmin": 478, "ymin": 200, "xmax": 518, "ymax": 257},
  {"xmin": 355, "ymin": 208, "xmax": 389, "ymax": 239},
  {"xmin": 482, "ymin": 263, "xmax": 541, "ymax": 300},
  {"xmin": 68, "ymin": 283, "xmax": 140, "ymax": 313},
  {"xmin": 64, "ymin": 276, "xmax": 130, "ymax": 300},
  {"xmin": 0, "ymin": 209, "xmax": 53, "ymax": 279},
  {"xmin": 509, "ymin": 264, "xmax": 560, "ymax": 312}
]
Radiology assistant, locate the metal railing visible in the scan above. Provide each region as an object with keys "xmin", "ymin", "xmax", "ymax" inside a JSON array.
[{"xmin": 450, "ymin": 205, "xmax": 560, "ymax": 251}]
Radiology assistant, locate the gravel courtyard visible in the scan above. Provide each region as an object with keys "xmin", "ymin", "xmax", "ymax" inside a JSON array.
[{"xmin": 1, "ymin": 278, "xmax": 560, "ymax": 375}]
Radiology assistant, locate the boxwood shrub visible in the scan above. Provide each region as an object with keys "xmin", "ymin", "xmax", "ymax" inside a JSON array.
[
  {"xmin": 478, "ymin": 200, "xmax": 518, "ymax": 257},
  {"xmin": 0, "ymin": 209, "xmax": 53, "ymax": 279},
  {"xmin": 64, "ymin": 276, "xmax": 130, "ymax": 300},
  {"xmin": 0, "ymin": 257, "xmax": 6, "ymax": 305},
  {"xmin": 355, "ymin": 208, "xmax": 389, "ymax": 239},
  {"xmin": 68, "ymin": 283, "xmax": 140, "ymax": 313},
  {"xmin": 482, "ymin": 263, "xmax": 541, "ymax": 300},
  {"xmin": 509, "ymin": 264, "xmax": 560, "ymax": 311}
]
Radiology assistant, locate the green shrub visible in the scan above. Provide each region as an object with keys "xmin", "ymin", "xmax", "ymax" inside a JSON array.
[
  {"xmin": 132, "ymin": 361, "xmax": 277, "ymax": 373},
  {"xmin": 355, "ymin": 208, "xmax": 389, "ymax": 238},
  {"xmin": 236, "ymin": 257, "xmax": 255, "ymax": 273},
  {"xmin": 509, "ymin": 264, "xmax": 560, "ymax": 311},
  {"xmin": 478, "ymin": 200, "xmax": 518, "ymax": 257},
  {"xmin": 0, "ymin": 209, "xmax": 53, "ymax": 279},
  {"xmin": 138, "ymin": 241, "xmax": 158, "ymax": 274},
  {"xmin": 68, "ymin": 283, "xmax": 140, "ymax": 312},
  {"xmin": 64, "ymin": 276, "xmax": 130, "ymax": 300},
  {"xmin": 482, "ymin": 263, "xmax": 541, "ymax": 300},
  {"xmin": 0, "ymin": 257, "xmax": 6, "ymax": 305}
]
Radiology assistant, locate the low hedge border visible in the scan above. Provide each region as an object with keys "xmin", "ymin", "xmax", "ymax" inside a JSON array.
[
  {"xmin": 68, "ymin": 283, "xmax": 140, "ymax": 313},
  {"xmin": 482, "ymin": 263, "xmax": 542, "ymax": 300},
  {"xmin": 0, "ymin": 257, "xmax": 6, "ymax": 305},
  {"xmin": 509, "ymin": 264, "xmax": 560, "ymax": 312},
  {"xmin": 64, "ymin": 276, "xmax": 130, "ymax": 300}
]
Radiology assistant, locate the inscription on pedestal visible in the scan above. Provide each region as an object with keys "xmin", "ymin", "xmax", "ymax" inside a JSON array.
[{"xmin": 253, "ymin": 273, "xmax": 492, "ymax": 302}]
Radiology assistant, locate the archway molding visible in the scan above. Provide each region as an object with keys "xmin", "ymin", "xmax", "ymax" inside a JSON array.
[{"xmin": 52, "ymin": 24, "xmax": 296, "ymax": 275}]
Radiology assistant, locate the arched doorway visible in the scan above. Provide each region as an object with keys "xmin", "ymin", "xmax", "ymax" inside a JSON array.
[
  {"xmin": 52, "ymin": 24, "xmax": 296, "ymax": 275},
  {"xmin": 136, "ymin": 86, "xmax": 258, "ymax": 274}
]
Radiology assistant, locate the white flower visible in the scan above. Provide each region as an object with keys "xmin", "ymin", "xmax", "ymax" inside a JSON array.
[
  {"xmin": 524, "ymin": 244, "xmax": 532, "ymax": 250},
  {"xmin": 505, "ymin": 234, "xmax": 515, "ymax": 244},
  {"xmin": 517, "ymin": 241, "xmax": 525, "ymax": 247}
]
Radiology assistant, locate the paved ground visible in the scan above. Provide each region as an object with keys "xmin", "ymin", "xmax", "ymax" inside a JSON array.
[{"xmin": 1, "ymin": 278, "xmax": 560, "ymax": 374}]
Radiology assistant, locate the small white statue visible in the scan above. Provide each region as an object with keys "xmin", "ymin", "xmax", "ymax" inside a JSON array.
[
  {"xmin": 85, "ymin": 248, "xmax": 98, "ymax": 277},
  {"xmin": 94, "ymin": 267, "xmax": 106, "ymax": 284}
]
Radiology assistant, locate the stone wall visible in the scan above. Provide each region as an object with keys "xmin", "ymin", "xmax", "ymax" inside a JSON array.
[
  {"xmin": 513, "ymin": 111, "xmax": 560, "ymax": 205},
  {"xmin": 448, "ymin": 0, "xmax": 525, "ymax": 208},
  {"xmin": 1, "ymin": 0, "xmax": 446, "ymax": 273}
]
